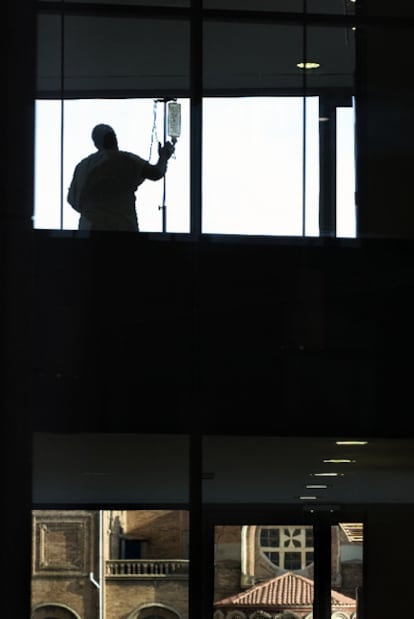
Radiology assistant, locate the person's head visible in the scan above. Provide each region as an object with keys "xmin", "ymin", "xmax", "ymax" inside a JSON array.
[{"xmin": 91, "ymin": 124, "xmax": 118, "ymax": 150}]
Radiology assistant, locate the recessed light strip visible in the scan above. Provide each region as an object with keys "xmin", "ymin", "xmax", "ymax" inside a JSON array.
[
  {"xmin": 335, "ymin": 440, "xmax": 368, "ymax": 445},
  {"xmin": 310, "ymin": 472, "xmax": 344, "ymax": 477},
  {"xmin": 296, "ymin": 61, "xmax": 320, "ymax": 70},
  {"xmin": 306, "ymin": 484, "xmax": 328, "ymax": 489}
]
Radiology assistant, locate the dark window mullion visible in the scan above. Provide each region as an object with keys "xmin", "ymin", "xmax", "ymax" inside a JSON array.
[
  {"xmin": 190, "ymin": 0, "xmax": 202, "ymax": 238},
  {"xmin": 319, "ymin": 98, "xmax": 337, "ymax": 237},
  {"xmin": 312, "ymin": 521, "xmax": 332, "ymax": 619}
]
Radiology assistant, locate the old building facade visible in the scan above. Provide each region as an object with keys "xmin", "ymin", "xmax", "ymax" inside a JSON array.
[
  {"xmin": 31, "ymin": 513, "xmax": 361, "ymax": 619},
  {"xmin": 32, "ymin": 510, "xmax": 190, "ymax": 619}
]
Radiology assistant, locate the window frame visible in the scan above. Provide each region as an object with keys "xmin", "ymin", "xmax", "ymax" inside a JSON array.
[
  {"xmin": 34, "ymin": 1, "xmax": 357, "ymax": 240},
  {"xmin": 259, "ymin": 525, "xmax": 315, "ymax": 572}
]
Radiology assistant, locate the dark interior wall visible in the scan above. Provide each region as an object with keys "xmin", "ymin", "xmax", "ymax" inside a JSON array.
[
  {"xmin": 29, "ymin": 233, "xmax": 414, "ymax": 436},
  {"xmin": 6, "ymin": 0, "xmax": 35, "ymax": 616},
  {"xmin": 356, "ymin": 0, "xmax": 414, "ymax": 239},
  {"xmin": 357, "ymin": 21, "xmax": 414, "ymax": 239},
  {"xmin": 364, "ymin": 505, "xmax": 414, "ymax": 616}
]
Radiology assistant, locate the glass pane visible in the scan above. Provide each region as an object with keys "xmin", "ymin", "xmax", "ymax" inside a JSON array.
[
  {"xmin": 37, "ymin": 14, "xmax": 190, "ymax": 97},
  {"xmin": 36, "ymin": 14, "xmax": 61, "ymax": 97},
  {"xmin": 305, "ymin": 25, "xmax": 355, "ymax": 92},
  {"xmin": 214, "ymin": 525, "xmax": 314, "ymax": 617},
  {"xmin": 31, "ymin": 509, "xmax": 189, "ymax": 619},
  {"xmin": 336, "ymin": 104, "xmax": 356, "ymax": 238},
  {"xmin": 331, "ymin": 523, "xmax": 363, "ymax": 618},
  {"xmin": 203, "ymin": 0, "xmax": 356, "ymax": 14},
  {"xmin": 34, "ymin": 98, "xmax": 190, "ymax": 232},
  {"xmin": 202, "ymin": 96, "xmax": 319, "ymax": 237},
  {"xmin": 32, "ymin": 433, "xmax": 189, "ymax": 503},
  {"xmin": 34, "ymin": 101, "xmax": 62, "ymax": 229},
  {"xmin": 203, "ymin": 22, "xmax": 305, "ymax": 93},
  {"xmin": 42, "ymin": 0, "xmax": 190, "ymax": 5}
]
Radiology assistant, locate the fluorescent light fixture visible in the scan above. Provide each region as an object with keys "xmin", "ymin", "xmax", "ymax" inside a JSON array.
[
  {"xmin": 306, "ymin": 484, "xmax": 328, "ymax": 489},
  {"xmin": 310, "ymin": 472, "xmax": 344, "ymax": 477},
  {"xmin": 296, "ymin": 62, "xmax": 320, "ymax": 70},
  {"xmin": 323, "ymin": 459, "xmax": 356, "ymax": 463},
  {"xmin": 335, "ymin": 440, "xmax": 368, "ymax": 445},
  {"xmin": 298, "ymin": 496, "xmax": 318, "ymax": 500}
]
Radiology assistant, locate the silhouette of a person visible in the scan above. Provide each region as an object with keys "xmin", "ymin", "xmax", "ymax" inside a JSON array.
[{"xmin": 67, "ymin": 123, "xmax": 175, "ymax": 231}]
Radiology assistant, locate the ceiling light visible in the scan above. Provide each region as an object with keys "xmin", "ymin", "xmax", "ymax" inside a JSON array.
[
  {"xmin": 335, "ymin": 440, "xmax": 368, "ymax": 445},
  {"xmin": 310, "ymin": 472, "xmax": 344, "ymax": 477},
  {"xmin": 323, "ymin": 459, "xmax": 356, "ymax": 463},
  {"xmin": 298, "ymin": 496, "xmax": 318, "ymax": 500},
  {"xmin": 296, "ymin": 62, "xmax": 320, "ymax": 70},
  {"xmin": 306, "ymin": 484, "xmax": 328, "ymax": 489}
]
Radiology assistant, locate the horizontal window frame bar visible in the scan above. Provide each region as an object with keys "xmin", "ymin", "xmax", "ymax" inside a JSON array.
[{"xmin": 36, "ymin": 1, "xmax": 414, "ymax": 29}]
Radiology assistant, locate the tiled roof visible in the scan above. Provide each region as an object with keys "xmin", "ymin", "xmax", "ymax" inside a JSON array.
[{"xmin": 215, "ymin": 572, "xmax": 356, "ymax": 610}]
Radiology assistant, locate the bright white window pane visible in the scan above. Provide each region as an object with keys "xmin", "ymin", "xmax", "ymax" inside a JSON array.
[
  {"xmin": 34, "ymin": 101, "xmax": 62, "ymax": 229},
  {"xmin": 34, "ymin": 98, "xmax": 190, "ymax": 233},
  {"xmin": 202, "ymin": 97, "xmax": 319, "ymax": 237},
  {"xmin": 304, "ymin": 97, "xmax": 320, "ymax": 237},
  {"xmin": 336, "ymin": 104, "xmax": 356, "ymax": 238}
]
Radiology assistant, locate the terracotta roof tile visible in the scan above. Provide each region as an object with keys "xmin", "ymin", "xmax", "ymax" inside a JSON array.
[{"xmin": 215, "ymin": 572, "xmax": 356, "ymax": 610}]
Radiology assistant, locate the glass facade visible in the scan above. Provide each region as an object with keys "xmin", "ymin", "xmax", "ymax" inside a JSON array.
[{"xmin": 34, "ymin": 1, "xmax": 356, "ymax": 237}]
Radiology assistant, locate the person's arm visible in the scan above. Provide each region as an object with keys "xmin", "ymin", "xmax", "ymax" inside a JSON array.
[{"xmin": 143, "ymin": 141, "xmax": 175, "ymax": 181}]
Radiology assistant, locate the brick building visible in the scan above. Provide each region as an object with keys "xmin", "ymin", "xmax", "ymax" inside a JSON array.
[
  {"xmin": 31, "ymin": 513, "xmax": 361, "ymax": 619},
  {"xmin": 31, "ymin": 510, "xmax": 190, "ymax": 619}
]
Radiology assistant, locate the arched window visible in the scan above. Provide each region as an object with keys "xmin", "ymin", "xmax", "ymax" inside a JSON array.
[
  {"xmin": 32, "ymin": 604, "xmax": 80, "ymax": 619},
  {"xmin": 259, "ymin": 526, "xmax": 314, "ymax": 571},
  {"xmin": 132, "ymin": 603, "xmax": 182, "ymax": 619},
  {"xmin": 250, "ymin": 611, "xmax": 272, "ymax": 619},
  {"xmin": 227, "ymin": 611, "xmax": 247, "ymax": 619}
]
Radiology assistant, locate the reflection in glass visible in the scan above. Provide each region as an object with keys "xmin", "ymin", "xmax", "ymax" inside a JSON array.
[{"xmin": 31, "ymin": 510, "xmax": 189, "ymax": 619}]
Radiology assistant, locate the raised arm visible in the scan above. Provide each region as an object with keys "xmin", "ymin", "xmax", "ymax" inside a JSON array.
[{"xmin": 143, "ymin": 141, "xmax": 175, "ymax": 181}]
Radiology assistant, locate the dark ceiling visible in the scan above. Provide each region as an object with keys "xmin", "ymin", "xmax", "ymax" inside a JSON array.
[{"xmin": 32, "ymin": 433, "xmax": 414, "ymax": 505}]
